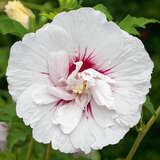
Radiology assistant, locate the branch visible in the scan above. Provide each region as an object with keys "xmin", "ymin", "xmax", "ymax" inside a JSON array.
[{"xmin": 126, "ymin": 106, "xmax": 160, "ymax": 160}]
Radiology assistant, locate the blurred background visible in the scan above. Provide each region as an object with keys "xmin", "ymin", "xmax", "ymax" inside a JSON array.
[{"xmin": 0, "ymin": 0, "xmax": 160, "ymax": 160}]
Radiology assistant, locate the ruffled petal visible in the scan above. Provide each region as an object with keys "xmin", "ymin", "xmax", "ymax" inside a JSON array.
[
  {"xmin": 32, "ymin": 85, "xmax": 74, "ymax": 105},
  {"xmin": 90, "ymin": 79, "xmax": 114, "ymax": 108},
  {"xmin": 112, "ymin": 87, "xmax": 143, "ymax": 114},
  {"xmin": 6, "ymin": 23, "xmax": 73, "ymax": 101},
  {"xmin": 52, "ymin": 8, "xmax": 123, "ymax": 65},
  {"xmin": 104, "ymin": 124, "xmax": 129, "ymax": 145},
  {"xmin": 108, "ymin": 31, "xmax": 153, "ymax": 114},
  {"xmin": 32, "ymin": 85, "xmax": 59, "ymax": 105},
  {"xmin": 16, "ymin": 84, "xmax": 55, "ymax": 128},
  {"xmin": 48, "ymin": 50, "xmax": 69, "ymax": 86},
  {"xmin": 16, "ymin": 84, "xmax": 77, "ymax": 153},
  {"xmin": 91, "ymin": 100, "xmax": 115, "ymax": 128},
  {"xmin": 52, "ymin": 101, "xmax": 82, "ymax": 134},
  {"xmin": 32, "ymin": 111, "xmax": 55, "ymax": 143},
  {"xmin": 51, "ymin": 129, "xmax": 77, "ymax": 153},
  {"xmin": 70, "ymin": 114, "xmax": 129, "ymax": 153},
  {"xmin": 70, "ymin": 116, "xmax": 95, "ymax": 154},
  {"xmin": 115, "ymin": 107, "xmax": 141, "ymax": 127},
  {"xmin": 6, "ymin": 39, "xmax": 49, "ymax": 101}
]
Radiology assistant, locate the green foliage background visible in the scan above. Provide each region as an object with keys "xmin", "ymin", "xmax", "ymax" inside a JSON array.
[{"xmin": 0, "ymin": 0, "xmax": 160, "ymax": 160}]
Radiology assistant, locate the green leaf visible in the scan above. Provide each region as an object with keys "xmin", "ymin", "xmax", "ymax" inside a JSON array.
[
  {"xmin": 28, "ymin": 17, "xmax": 37, "ymax": 32},
  {"xmin": 144, "ymin": 96, "xmax": 156, "ymax": 115},
  {"xmin": 0, "ymin": 104, "xmax": 16, "ymax": 123},
  {"xmin": 40, "ymin": 9, "xmax": 61, "ymax": 20},
  {"xmin": 94, "ymin": 4, "xmax": 113, "ymax": 21},
  {"xmin": 58, "ymin": 0, "xmax": 79, "ymax": 10},
  {"xmin": 38, "ymin": 14, "xmax": 48, "ymax": 28},
  {"xmin": 119, "ymin": 15, "xmax": 160, "ymax": 35},
  {"xmin": 0, "ymin": 152, "xmax": 16, "ymax": 160},
  {"xmin": 0, "ymin": 47, "xmax": 9, "ymax": 77},
  {"xmin": 0, "ymin": 16, "xmax": 28, "ymax": 38},
  {"xmin": 7, "ymin": 117, "xmax": 31, "ymax": 151}
]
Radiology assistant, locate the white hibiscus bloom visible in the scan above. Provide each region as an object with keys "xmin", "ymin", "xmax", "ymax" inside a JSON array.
[
  {"xmin": 6, "ymin": 8, "xmax": 153, "ymax": 154},
  {"xmin": 0, "ymin": 122, "xmax": 8, "ymax": 152}
]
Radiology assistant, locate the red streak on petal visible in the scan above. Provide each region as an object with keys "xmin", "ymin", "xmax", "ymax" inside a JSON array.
[
  {"xmin": 99, "ymin": 66, "xmax": 116, "ymax": 75},
  {"xmin": 55, "ymin": 99, "xmax": 72, "ymax": 107},
  {"xmin": 41, "ymin": 72, "xmax": 49, "ymax": 75},
  {"xmin": 69, "ymin": 63, "xmax": 76, "ymax": 75},
  {"xmin": 80, "ymin": 48, "xmax": 96, "ymax": 72},
  {"xmin": 68, "ymin": 47, "xmax": 114, "ymax": 76},
  {"xmin": 82, "ymin": 47, "xmax": 88, "ymax": 61},
  {"xmin": 87, "ymin": 102, "xmax": 93, "ymax": 118},
  {"xmin": 82, "ymin": 109, "xmax": 86, "ymax": 116},
  {"xmin": 55, "ymin": 99, "xmax": 63, "ymax": 107},
  {"xmin": 69, "ymin": 47, "xmax": 96, "ymax": 74},
  {"xmin": 62, "ymin": 100, "xmax": 72, "ymax": 105}
]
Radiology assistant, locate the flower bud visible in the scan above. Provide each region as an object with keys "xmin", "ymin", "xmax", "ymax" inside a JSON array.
[
  {"xmin": 0, "ymin": 122, "xmax": 8, "ymax": 152},
  {"xmin": 5, "ymin": 1, "xmax": 34, "ymax": 28}
]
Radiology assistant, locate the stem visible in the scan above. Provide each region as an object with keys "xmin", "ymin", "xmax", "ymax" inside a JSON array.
[
  {"xmin": 44, "ymin": 144, "xmax": 51, "ymax": 160},
  {"xmin": 26, "ymin": 137, "xmax": 34, "ymax": 160},
  {"xmin": 126, "ymin": 106, "xmax": 160, "ymax": 160}
]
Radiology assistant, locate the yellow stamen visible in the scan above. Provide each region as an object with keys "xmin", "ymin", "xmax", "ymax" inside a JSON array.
[{"xmin": 71, "ymin": 81, "xmax": 87, "ymax": 95}]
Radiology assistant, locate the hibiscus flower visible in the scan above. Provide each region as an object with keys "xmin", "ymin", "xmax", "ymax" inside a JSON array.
[{"xmin": 6, "ymin": 8, "xmax": 153, "ymax": 153}]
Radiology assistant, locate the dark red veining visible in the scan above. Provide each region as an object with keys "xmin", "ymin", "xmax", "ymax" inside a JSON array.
[
  {"xmin": 68, "ymin": 47, "xmax": 114, "ymax": 76},
  {"xmin": 82, "ymin": 103, "xmax": 93, "ymax": 119},
  {"xmin": 40, "ymin": 72, "xmax": 50, "ymax": 75},
  {"xmin": 87, "ymin": 102, "xmax": 93, "ymax": 118},
  {"xmin": 40, "ymin": 47, "xmax": 115, "ymax": 118},
  {"xmin": 55, "ymin": 99, "xmax": 72, "ymax": 107}
]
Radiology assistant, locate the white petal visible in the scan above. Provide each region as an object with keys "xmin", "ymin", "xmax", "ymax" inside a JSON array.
[
  {"xmin": 70, "ymin": 114, "xmax": 129, "ymax": 152},
  {"xmin": 6, "ymin": 39, "xmax": 49, "ymax": 101},
  {"xmin": 90, "ymin": 79, "xmax": 114, "ymax": 108},
  {"xmin": 16, "ymin": 84, "xmax": 54, "ymax": 128},
  {"xmin": 108, "ymin": 31, "xmax": 153, "ymax": 114},
  {"xmin": 70, "ymin": 116, "xmax": 95, "ymax": 154},
  {"xmin": 35, "ymin": 23, "xmax": 75, "ymax": 52},
  {"xmin": 32, "ymin": 85, "xmax": 59, "ymax": 105},
  {"xmin": 16, "ymin": 84, "xmax": 75, "ymax": 149},
  {"xmin": 110, "ymin": 31, "xmax": 153, "ymax": 80},
  {"xmin": 47, "ymin": 86, "xmax": 74, "ymax": 100},
  {"xmin": 32, "ymin": 104, "xmax": 77, "ymax": 152},
  {"xmin": 51, "ymin": 129, "xmax": 77, "ymax": 153},
  {"xmin": 91, "ymin": 100, "xmax": 115, "ymax": 128},
  {"xmin": 67, "ymin": 61, "xmax": 83, "ymax": 85},
  {"xmin": 48, "ymin": 50, "xmax": 69, "ymax": 86},
  {"xmin": 86, "ymin": 115, "xmax": 125, "ymax": 150},
  {"xmin": 6, "ymin": 23, "xmax": 73, "ymax": 101},
  {"xmin": 104, "ymin": 124, "xmax": 129, "ymax": 145},
  {"xmin": 87, "ymin": 116, "xmax": 109, "ymax": 150},
  {"xmin": 52, "ymin": 8, "xmax": 123, "ymax": 64},
  {"xmin": 32, "ymin": 85, "xmax": 74, "ymax": 105},
  {"xmin": 31, "ymin": 103, "xmax": 77, "ymax": 153},
  {"xmin": 115, "ymin": 107, "xmax": 141, "ymax": 127},
  {"xmin": 52, "ymin": 101, "xmax": 82, "ymax": 134},
  {"xmin": 112, "ymin": 87, "xmax": 144, "ymax": 114},
  {"xmin": 32, "ymin": 111, "xmax": 55, "ymax": 143}
]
